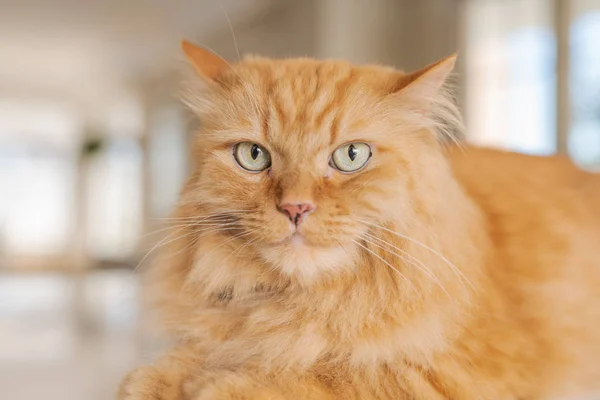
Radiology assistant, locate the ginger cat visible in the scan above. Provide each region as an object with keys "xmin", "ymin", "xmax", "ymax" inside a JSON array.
[{"xmin": 118, "ymin": 41, "xmax": 600, "ymax": 399}]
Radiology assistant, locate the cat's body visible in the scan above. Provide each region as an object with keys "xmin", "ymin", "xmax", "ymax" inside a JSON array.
[
  {"xmin": 445, "ymin": 148, "xmax": 600, "ymax": 398},
  {"xmin": 119, "ymin": 44, "xmax": 600, "ymax": 400}
]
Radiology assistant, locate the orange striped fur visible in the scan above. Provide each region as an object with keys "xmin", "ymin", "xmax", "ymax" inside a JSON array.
[{"xmin": 119, "ymin": 43, "xmax": 600, "ymax": 400}]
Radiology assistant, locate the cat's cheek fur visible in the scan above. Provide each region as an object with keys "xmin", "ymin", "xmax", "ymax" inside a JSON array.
[
  {"xmin": 243, "ymin": 211, "xmax": 294, "ymax": 244},
  {"xmin": 187, "ymin": 236, "xmax": 265, "ymax": 298}
]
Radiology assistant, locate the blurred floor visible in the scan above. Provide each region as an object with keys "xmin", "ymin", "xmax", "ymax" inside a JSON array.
[{"xmin": 0, "ymin": 271, "xmax": 165, "ymax": 400}]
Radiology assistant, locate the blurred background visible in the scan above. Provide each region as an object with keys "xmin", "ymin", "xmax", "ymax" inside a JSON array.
[{"xmin": 1, "ymin": 0, "xmax": 599, "ymax": 398}]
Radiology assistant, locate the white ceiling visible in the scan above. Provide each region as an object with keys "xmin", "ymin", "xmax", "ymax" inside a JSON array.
[{"xmin": 0, "ymin": 0, "xmax": 269, "ymax": 108}]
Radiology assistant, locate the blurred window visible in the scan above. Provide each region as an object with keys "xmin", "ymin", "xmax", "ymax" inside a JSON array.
[
  {"xmin": 86, "ymin": 137, "xmax": 142, "ymax": 260},
  {"xmin": 506, "ymin": 28, "xmax": 556, "ymax": 155},
  {"xmin": 0, "ymin": 150, "xmax": 75, "ymax": 254},
  {"xmin": 465, "ymin": 0, "xmax": 556, "ymax": 155},
  {"xmin": 0, "ymin": 98, "xmax": 146, "ymax": 266},
  {"xmin": 569, "ymin": 5, "xmax": 600, "ymax": 170},
  {"xmin": 0, "ymin": 101, "xmax": 79, "ymax": 257},
  {"xmin": 149, "ymin": 106, "xmax": 189, "ymax": 218},
  {"xmin": 465, "ymin": 0, "xmax": 600, "ymax": 168}
]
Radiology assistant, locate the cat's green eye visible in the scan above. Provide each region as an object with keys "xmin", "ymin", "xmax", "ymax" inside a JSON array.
[
  {"xmin": 331, "ymin": 142, "xmax": 372, "ymax": 173},
  {"xmin": 233, "ymin": 142, "xmax": 271, "ymax": 172}
]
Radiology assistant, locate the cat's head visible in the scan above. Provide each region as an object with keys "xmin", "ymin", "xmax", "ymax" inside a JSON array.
[{"xmin": 179, "ymin": 41, "xmax": 460, "ymax": 283}]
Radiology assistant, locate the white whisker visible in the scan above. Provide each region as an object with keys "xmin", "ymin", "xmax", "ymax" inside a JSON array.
[
  {"xmin": 361, "ymin": 234, "xmax": 450, "ymax": 298},
  {"xmin": 222, "ymin": 235, "xmax": 260, "ymax": 264},
  {"xmin": 134, "ymin": 218, "xmax": 241, "ymax": 272},
  {"xmin": 166, "ymin": 224, "xmax": 241, "ymax": 258},
  {"xmin": 217, "ymin": 0, "xmax": 240, "ymax": 61},
  {"xmin": 353, "ymin": 239, "xmax": 417, "ymax": 293},
  {"xmin": 133, "ymin": 228, "xmax": 198, "ymax": 274},
  {"xmin": 359, "ymin": 220, "xmax": 473, "ymax": 290}
]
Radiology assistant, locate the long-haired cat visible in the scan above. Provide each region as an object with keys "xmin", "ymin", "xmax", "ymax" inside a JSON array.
[{"xmin": 119, "ymin": 41, "xmax": 600, "ymax": 399}]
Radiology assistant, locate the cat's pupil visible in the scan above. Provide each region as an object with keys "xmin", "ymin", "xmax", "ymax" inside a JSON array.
[
  {"xmin": 348, "ymin": 144, "xmax": 357, "ymax": 161},
  {"xmin": 251, "ymin": 144, "xmax": 261, "ymax": 160}
]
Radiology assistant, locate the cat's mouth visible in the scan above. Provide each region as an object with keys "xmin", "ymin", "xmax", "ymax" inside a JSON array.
[
  {"xmin": 283, "ymin": 231, "xmax": 331, "ymax": 249},
  {"xmin": 265, "ymin": 216, "xmax": 335, "ymax": 249}
]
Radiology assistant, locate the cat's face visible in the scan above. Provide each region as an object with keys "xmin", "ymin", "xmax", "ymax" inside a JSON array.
[{"xmin": 181, "ymin": 42, "xmax": 457, "ymax": 281}]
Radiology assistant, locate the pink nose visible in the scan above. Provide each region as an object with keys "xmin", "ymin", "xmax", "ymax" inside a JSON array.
[{"xmin": 279, "ymin": 202, "xmax": 316, "ymax": 225}]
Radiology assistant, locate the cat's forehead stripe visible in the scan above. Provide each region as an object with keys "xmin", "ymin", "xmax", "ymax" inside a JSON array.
[{"xmin": 257, "ymin": 63, "xmax": 357, "ymax": 145}]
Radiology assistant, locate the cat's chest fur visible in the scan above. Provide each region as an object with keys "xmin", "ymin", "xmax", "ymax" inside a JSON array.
[{"xmin": 205, "ymin": 279, "xmax": 453, "ymax": 371}]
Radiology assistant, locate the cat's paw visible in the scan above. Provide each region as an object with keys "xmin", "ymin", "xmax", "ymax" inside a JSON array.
[{"xmin": 118, "ymin": 365, "xmax": 184, "ymax": 400}]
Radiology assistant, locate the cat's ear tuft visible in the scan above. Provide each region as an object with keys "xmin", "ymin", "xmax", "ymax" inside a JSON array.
[
  {"xmin": 181, "ymin": 40, "xmax": 229, "ymax": 81},
  {"xmin": 391, "ymin": 54, "xmax": 457, "ymax": 108}
]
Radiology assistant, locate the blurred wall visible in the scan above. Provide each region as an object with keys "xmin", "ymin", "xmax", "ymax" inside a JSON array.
[{"xmin": 204, "ymin": 0, "xmax": 462, "ymax": 71}]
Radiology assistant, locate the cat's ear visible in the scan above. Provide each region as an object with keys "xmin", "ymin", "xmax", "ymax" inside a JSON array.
[
  {"xmin": 181, "ymin": 40, "xmax": 229, "ymax": 81},
  {"xmin": 391, "ymin": 54, "xmax": 456, "ymax": 109}
]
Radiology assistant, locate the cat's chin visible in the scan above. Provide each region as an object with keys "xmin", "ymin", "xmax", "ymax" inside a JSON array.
[
  {"xmin": 276, "ymin": 232, "xmax": 302, "ymax": 249},
  {"xmin": 260, "ymin": 234, "xmax": 356, "ymax": 283},
  {"xmin": 288, "ymin": 232, "xmax": 316, "ymax": 248}
]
